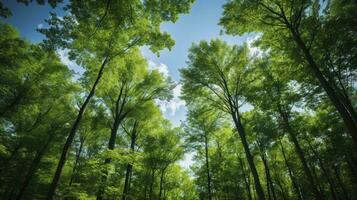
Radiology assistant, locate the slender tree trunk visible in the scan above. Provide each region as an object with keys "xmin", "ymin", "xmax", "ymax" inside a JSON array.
[
  {"xmin": 163, "ymin": 187, "xmax": 167, "ymax": 199},
  {"xmin": 276, "ymin": 179, "xmax": 287, "ymax": 200},
  {"xmin": 259, "ymin": 150, "xmax": 276, "ymax": 200},
  {"xmin": 204, "ymin": 133, "xmax": 212, "ymax": 200},
  {"xmin": 97, "ymin": 84, "xmax": 129, "ymax": 200},
  {"xmin": 279, "ymin": 141, "xmax": 303, "ymax": 200},
  {"xmin": 239, "ymin": 157, "xmax": 253, "ymax": 200},
  {"xmin": 122, "ymin": 164, "xmax": 133, "ymax": 200},
  {"xmin": 149, "ymin": 169, "xmax": 155, "ymax": 200},
  {"xmin": 158, "ymin": 167, "xmax": 168, "ymax": 200},
  {"xmin": 277, "ymin": 106, "xmax": 323, "ymax": 200},
  {"xmin": 96, "ymin": 115, "xmax": 125, "ymax": 200},
  {"xmin": 69, "ymin": 138, "xmax": 84, "ymax": 187},
  {"xmin": 344, "ymin": 155, "xmax": 357, "ymax": 178},
  {"xmin": 15, "ymin": 132, "xmax": 54, "ymax": 200},
  {"xmin": 310, "ymin": 164, "xmax": 323, "ymax": 195},
  {"xmin": 47, "ymin": 56, "xmax": 109, "ymax": 200},
  {"xmin": 0, "ymin": 93, "xmax": 23, "ymax": 118},
  {"xmin": 0, "ymin": 143, "xmax": 22, "ymax": 174},
  {"xmin": 159, "ymin": 170, "xmax": 164, "ymax": 199},
  {"xmin": 1, "ymin": 108, "xmax": 51, "ymax": 174},
  {"xmin": 122, "ymin": 132, "xmax": 136, "ymax": 200},
  {"xmin": 290, "ymin": 28, "xmax": 357, "ymax": 143},
  {"xmin": 143, "ymin": 179, "xmax": 148, "ymax": 199},
  {"xmin": 231, "ymin": 109, "xmax": 265, "ymax": 200},
  {"xmin": 333, "ymin": 164, "xmax": 349, "ymax": 200},
  {"xmin": 305, "ymin": 139, "xmax": 337, "ymax": 200},
  {"xmin": 259, "ymin": 150, "xmax": 271, "ymax": 200}
]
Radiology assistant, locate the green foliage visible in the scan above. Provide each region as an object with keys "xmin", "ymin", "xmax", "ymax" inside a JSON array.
[{"xmin": 1, "ymin": 0, "xmax": 357, "ymax": 199}]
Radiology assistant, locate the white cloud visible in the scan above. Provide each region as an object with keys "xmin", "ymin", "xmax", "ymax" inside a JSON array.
[
  {"xmin": 247, "ymin": 34, "xmax": 263, "ymax": 57},
  {"xmin": 179, "ymin": 152, "xmax": 195, "ymax": 170},
  {"xmin": 57, "ymin": 49, "xmax": 83, "ymax": 80},
  {"xmin": 147, "ymin": 60, "xmax": 169, "ymax": 77},
  {"xmin": 157, "ymin": 84, "xmax": 185, "ymax": 116},
  {"xmin": 57, "ymin": 49, "xmax": 73, "ymax": 66}
]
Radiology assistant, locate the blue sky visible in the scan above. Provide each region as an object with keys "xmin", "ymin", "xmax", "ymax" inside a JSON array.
[
  {"xmin": 2, "ymin": 0, "xmax": 253, "ymax": 168},
  {"xmin": 2, "ymin": 0, "xmax": 251, "ymax": 126}
]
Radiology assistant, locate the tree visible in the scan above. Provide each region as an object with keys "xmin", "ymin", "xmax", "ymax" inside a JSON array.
[
  {"xmin": 0, "ymin": 22, "xmax": 78, "ymax": 199},
  {"xmin": 181, "ymin": 39, "xmax": 266, "ymax": 200},
  {"xmin": 246, "ymin": 57, "xmax": 324, "ymax": 199},
  {"xmin": 141, "ymin": 120, "xmax": 184, "ymax": 199},
  {"xmin": 120, "ymin": 102, "xmax": 162, "ymax": 200},
  {"xmin": 220, "ymin": 0, "xmax": 357, "ymax": 143},
  {"xmin": 184, "ymin": 105, "xmax": 221, "ymax": 200},
  {"xmin": 38, "ymin": 0, "xmax": 194, "ymax": 198},
  {"xmin": 95, "ymin": 48, "xmax": 173, "ymax": 199}
]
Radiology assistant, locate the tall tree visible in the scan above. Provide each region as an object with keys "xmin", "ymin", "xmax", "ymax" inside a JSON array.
[
  {"xmin": 220, "ymin": 0, "xmax": 357, "ymax": 143},
  {"xmin": 184, "ymin": 106, "xmax": 221, "ymax": 200},
  {"xmin": 181, "ymin": 40, "xmax": 266, "ymax": 200},
  {"xmin": 95, "ymin": 49, "xmax": 172, "ymax": 199},
  {"xmin": 38, "ymin": 0, "xmax": 194, "ymax": 198},
  {"xmin": 246, "ymin": 57, "xmax": 324, "ymax": 199}
]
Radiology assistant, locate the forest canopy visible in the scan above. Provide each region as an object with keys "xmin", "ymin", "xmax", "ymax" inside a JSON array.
[{"xmin": 0, "ymin": 0, "xmax": 356, "ymax": 200}]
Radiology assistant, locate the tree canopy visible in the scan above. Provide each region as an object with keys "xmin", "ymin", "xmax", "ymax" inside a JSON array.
[{"xmin": 1, "ymin": 0, "xmax": 356, "ymax": 199}]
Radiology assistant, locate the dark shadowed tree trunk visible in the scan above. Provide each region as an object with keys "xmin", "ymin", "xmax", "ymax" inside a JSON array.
[
  {"xmin": 122, "ymin": 121, "xmax": 138, "ymax": 200},
  {"xmin": 257, "ymin": 142, "xmax": 276, "ymax": 200},
  {"xmin": 333, "ymin": 164, "xmax": 349, "ymax": 200},
  {"xmin": 277, "ymin": 103, "xmax": 323, "ymax": 200},
  {"xmin": 16, "ymin": 128, "xmax": 55, "ymax": 200},
  {"xmin": 47, "ymin": 56, "xmax": 109, "ymax": 200},
  {"xmin": 1, "ymin": 108, "xmax": 52, "ymax": 175},
  {"xmin": 288, "ymin": 25, "xmax": 357, "ymax": 143},
  {"xmin": 204, "ymin": 132, "xmax": 212, "ymax": 200},
  {"xmin": 149, "ymin": 168, "xmax": 156, "ymax": 200},
  {"xmin": 158, "ymin": 165, "xmax": 169, "ymax": 200},
  {"xmin": 0, "ymin": 92, "xmax": 23, "ymax": 118},
  {"xmin": 305, "ymin": 139, "xmax": 337, "ymax": 200},
  {"xmin": 0, "ymin": 143, "xmax": 22, "ymax": 175},
  {"xmin": 259, "ymin": 2, "xmax": 357, "ymax": 144},
  {"xmin": 239, "ymin": 157, "xmax": 253, "ymax": 200},
  {"xmin": 276, "ymin": 178, "xmax": 287, "ymax": 200},
  {"xmin": 231, "ymin": 108, "xmax": 265, "ymax": 200},
  {"xmin": 97, "ymin": 82, "xmax": 130, "ymax": 200},
  {"xmin": 279, "ymin": 140, "xmax": 303, "ymax": 200},
  {"xmin": 69, "ymin": 136, "xmax": 85, "ymax": 187}
]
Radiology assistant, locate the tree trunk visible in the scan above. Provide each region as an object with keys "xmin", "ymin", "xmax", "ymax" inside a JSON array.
[
  {"xmin": 204, "ymin": 133, "xmax": 212, "ymax": 200},
  {"xmin": 69, "ymin": 137, "xmax": 85, "ymax": 187},
  {"xmin": 47, "ymin": 56, "xmax": 109, "ymax": 200},
  {"xmin": 158, "ymin": 167, "xmax": 168, "ymax": 200},
  {"xmin": 333, "ymin": 164, "xmax": 349, "ymax": 200},
  {"xmin": 277, "ymin": 106, "xmax": 323, "ymax": 200},
  {"xmin": 16, "ymin": 130, "xmax": 54, "ymax": 200},
  {"xmin": 259, "ymin": 148, "xmax": 276, "ymax": 200},
  {"xmin": 290, "ymin": 29, "xmax": 357, "ymax": 144},
  {"xmin": 122, "ymin": 130, "xmax": 136, "ymax": 200},
  {"xmin": 231, "ymin": 109, "xmax": 265, "ymax": 200},
  {"xmin": 0, "ymin": 92, "xmax": 23, "ymax": 118},
  {"xmin": 149, "ymin": 169, "xmax": 155, "ymax": 200},
  {"xmin": 306, "ymin": 139, "xmax": 337, "ymax": 200},
  {"xmin": 344, "ymin": 155, "xmax": 357, "ymax": 179},
  {"xmin": 279, "ymin": 141, "xmax": 303, "ymax": 200},
  {"xmin": 239, "ymin": 157, "xmax": 253, "ymax": 200},
  {"xmin": 97, "ymin": 84, "xmax": 129, "ymax": 200},
  {"xmin": 96, "ymin": 115, "xmax": 125, "ymax": 200},
  {"xmin": 0, "ymin": 143, "xmax": 22, "ymax": 174},
  {"xmin": 122, "ymin": 163, "xmax": 133, "ymax": 200},
  {"xmin": 276, "ymin": 179, "xmax": 287, "ymax": 200},
  {"xmin": 310, "ymin": 164, "xmax": 323, "ymax": 195}
]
